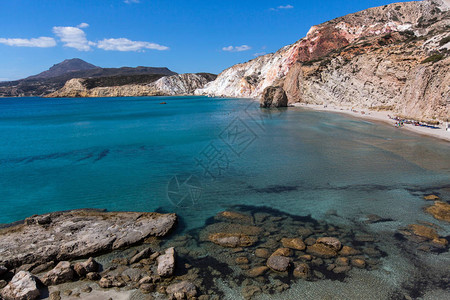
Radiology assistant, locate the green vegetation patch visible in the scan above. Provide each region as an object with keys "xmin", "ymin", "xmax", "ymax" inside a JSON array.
[{"xmin": 421, "ymin": 54, "xmax": 445, "ymax": 64}]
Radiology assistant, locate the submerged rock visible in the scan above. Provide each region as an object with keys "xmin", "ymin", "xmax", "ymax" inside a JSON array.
[
  {"xmin": 1, "ymin": 271, "xmax": 40, "ymax": 300},
  {"xmin": 335, "ymin": 257, "xmax": 349, "ymax": 266},
  {"xmin": 209, "ymin": 233, "xmax": 257, "ymax": 248},
  {"xmin": 255, "ymin": 248, "xmax": 271, "ymax": 258},
  {"xmin": 316, "ymin": 237, "xmax": 342, "ymax": 251},
  {"xmin": 293, "ymin": 263, "xmax": 310, "ymax": 279},
  {"xmin": 423, "ymin": 194, "xmax": 440, "ymax": 201},
  {"xmin": 425, "ymin": 201, "xmax": 450, "ymax": 222},
  {"xmin": 216, "ymin": 211, "xmax": 254, "ymax": 224},
  {"xmin": 166, "ymin": 281, "xmax": 197, "ymax": 300},
  {"xmin": 408, "ymin": 224, "xmax": 439, "ymax": 240},
  {"xmin": 0, "ymin": 210, "xmax": 177, "ymax": 269},
  {"xmin": 306, "ymin": 243, "xmax": 337, "ymax": 258},
  {"xmin": 157, "ymin": 247, "xmax": 176, "ymax": 277},
  {"xmin": 281, "ymin": 238, "xmax": 306, "ymax": 250},
  {"xmin": 351, "ymin": 259, "xmax": 366, "ymax": 269},
  {"xmin": 339, "ymin": 246, "xmax": 361, "ymax": 256},
  {"xmin": 247, "ymin": 266, "xmax": 269, "ymax": 277},
  {"xmin": 98, "ymin": 275, "xmax": 126, "ymax": 288},
  {"xmin": 267, "ymin": 255, "xmax": 291, "ymax": 272},
  {"xmin": 272, "ymin": 248, "xmax": 293, "ymax": 257}
]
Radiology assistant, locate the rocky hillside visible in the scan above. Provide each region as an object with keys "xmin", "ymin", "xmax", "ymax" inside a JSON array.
[
  {"xmin": 196, "ymin": 0, "xmax": 450, "ymax": 122},
  {"xmin": 45, "ymin": 73, "xmax": 217, "ymax": 98},
  {"xmin": 0, "ymin": 59, "xmax": 176, "ymax": 97}
]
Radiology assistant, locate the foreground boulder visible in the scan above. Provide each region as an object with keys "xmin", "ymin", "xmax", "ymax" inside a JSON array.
[
  {"xmin": 0, "ymin": 209, "xmax": 177, "ymax": 268},
  {"xmin": 166, "ymin": 281, "xmax": 197, "ymax": 300},
  {"xmin": 1, "ymin": 271, "xmax": 40, "ymax": 300},
  {"xmin": 260, "ymin": 86, "xmax": 288, "ymax": 108},
  {"xmin": 41, "ymin": 261, "xmax": 74, "ymax": 285},
  {"xmin": 157, "ymin": 247, "xmax": 176, "ymax": 277}
]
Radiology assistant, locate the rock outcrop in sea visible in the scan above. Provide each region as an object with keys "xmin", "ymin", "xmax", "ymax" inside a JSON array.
[
  {"xmin": 196, "ymin": 0, "xmax": 450, "ymax": 122},
  {"xmin": 45, "ymin": 73, "xmax": 217, "ymax": 98}
]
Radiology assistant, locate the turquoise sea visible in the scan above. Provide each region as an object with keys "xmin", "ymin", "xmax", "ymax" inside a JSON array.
[{"xmin": 0, "ymin": 96, "xmax": 449, "ymax": 298}]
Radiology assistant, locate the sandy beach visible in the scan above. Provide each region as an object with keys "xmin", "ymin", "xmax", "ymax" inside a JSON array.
[{"xmin": 293, "ymin": 103, "xmax": 450, "ymax": 143}]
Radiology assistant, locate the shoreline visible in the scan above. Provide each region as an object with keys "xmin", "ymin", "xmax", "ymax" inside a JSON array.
[{"xmin": 292, "ymin": 103, "xmax": 450, "ymax": 143}]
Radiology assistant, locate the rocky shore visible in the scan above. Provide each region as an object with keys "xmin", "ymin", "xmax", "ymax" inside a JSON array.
[{"xmin": 0, "ymin": 196, "xmax": 448, "ymax": 299}]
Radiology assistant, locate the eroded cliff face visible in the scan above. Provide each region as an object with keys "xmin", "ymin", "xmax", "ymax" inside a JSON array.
[
  {"xmin": 45, "ymin": 73, "xmax": 216, "ymax": 98},
  {"xmin": 196, "ymin": 0, "xmax": 449, "ymax": 121}
]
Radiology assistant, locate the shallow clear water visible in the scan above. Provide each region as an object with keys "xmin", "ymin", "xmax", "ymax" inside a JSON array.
[{"xmin": 0, "ymin": 96, "xmax": 449, "ymax": 298}]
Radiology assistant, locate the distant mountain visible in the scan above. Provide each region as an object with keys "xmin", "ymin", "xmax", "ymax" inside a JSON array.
[
  {"xmin": 0, "ymin": 58, "xmax": 177, "ymax": 97},
  {"xmin": 26, "ymin": 58, "xmax": 100, "ymax": 80}
]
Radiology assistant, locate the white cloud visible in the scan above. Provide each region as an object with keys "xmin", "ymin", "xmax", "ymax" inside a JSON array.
[
  {"xmin": 53, "ymin": 26, "xmax": 93, "ymax": 51},
  {"xmin": 222, "ymin": 45, "xmax": 252, "ymax": 52},
  {"xmin": 270, "ymin": 4, "xmax": 294, "ymax": 11},
  {"xmin": 222, "ymin": 46, "xmax": 234, "ymax": 52},
  {"xmin": 77, "ymin": 23, "xmax": 89, "ymax": 28},
  {"xmin": 97, "ymin": 38, "xmax": 169, "ymax": 51},
  {"xmin": 0, "ymin": 37, "xmax": 56, "ymax": 48},
  {"xmin": 124, "ymin": 0, "xmax": 140, "ymax": 3}
]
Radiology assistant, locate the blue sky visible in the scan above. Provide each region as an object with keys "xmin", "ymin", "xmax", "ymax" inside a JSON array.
[{"xmin": 0, "ymin": 0, "xmax": 409, "ymax": 80}]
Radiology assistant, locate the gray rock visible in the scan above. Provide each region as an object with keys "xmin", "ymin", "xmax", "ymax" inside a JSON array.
[
  {"xmin": 267, "ymin": 255, "xmax": 290, "ymax": 272},
  {"xmin": 129, "ymin": 247, "xmax": 152, "ymax": 264},
  {"xmin": 73, "ymin": 257, "xmax": 99, "ymax": 277},
  {"xmin": 41, "ymin": 261, "xmax": 74, "ymax": 285},
  {"xmin": 157, "ymin": 247, "xmax": 176, "ymax": 277},
  {"xmin": 0, "ymin": 210, "xmax": 177, "ymax": 269},
  {"xmin": 260, "ymin": 86, "xmax": 288, "ymax": 108},
  {"xmin": 1, "ymin": 271, "xmax": 40, "ymax": 300},
  {"xmin": 166, "ymin": 281, "xmax": 197, "ymax": 300}
]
